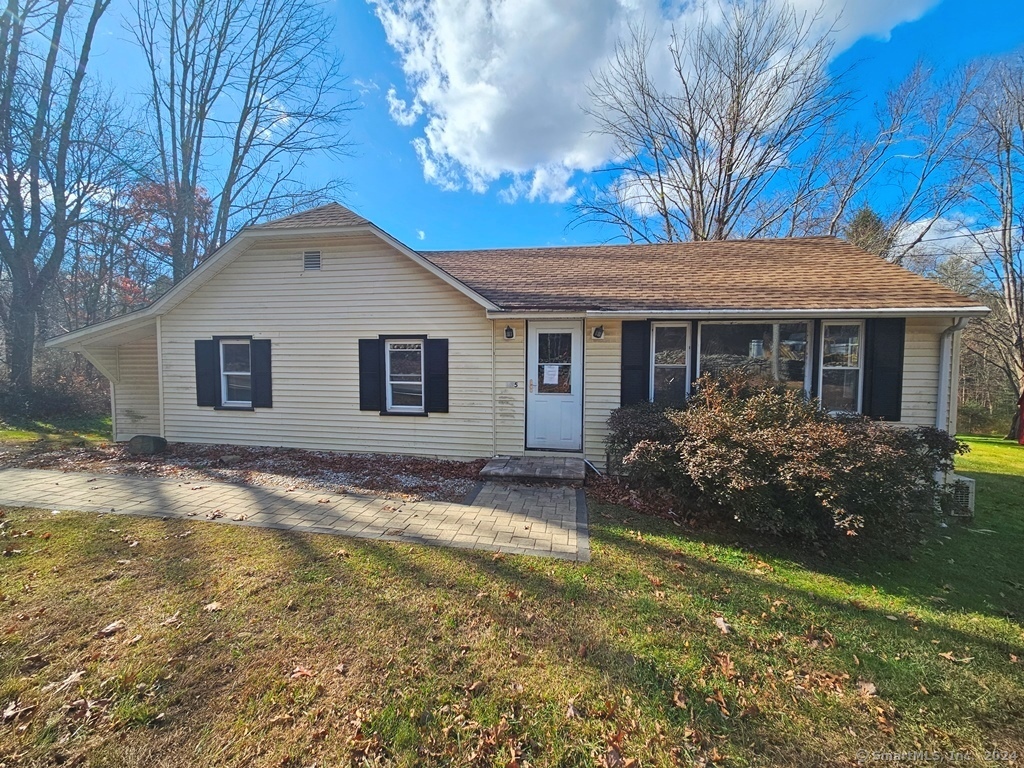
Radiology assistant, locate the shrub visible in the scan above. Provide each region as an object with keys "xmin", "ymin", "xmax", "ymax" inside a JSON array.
[
  {"xmin": 0, "ymin": 351, "xmax": 109, "ymax": 419},
  {"xmin": 606, "ymin": 374, "xmax": 965, "ymax": 546}
]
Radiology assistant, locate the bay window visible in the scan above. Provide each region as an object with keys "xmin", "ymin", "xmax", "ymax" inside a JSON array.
[{"xmin": 698, "ymin": 322, "xmax": 811, "ymax": 392}]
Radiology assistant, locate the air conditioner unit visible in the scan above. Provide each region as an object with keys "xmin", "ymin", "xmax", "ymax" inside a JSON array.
[{"xmin": 946, "ymin": 474, "xmax": 975, "ymax": 518}]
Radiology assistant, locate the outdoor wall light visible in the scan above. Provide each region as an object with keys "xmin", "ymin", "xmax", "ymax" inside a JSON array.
[
  {"xmin": 504, "ymin": 325, "xmax": 515, "ymax": 340},
  {"xmin": 592, "ymin": 325, "xmax": 605, "ymax": 339}
]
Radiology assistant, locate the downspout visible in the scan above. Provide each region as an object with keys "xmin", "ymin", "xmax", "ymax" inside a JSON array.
[{"xmin": 935, "ymin": 317, "xmax": 970, "ymax": 432}]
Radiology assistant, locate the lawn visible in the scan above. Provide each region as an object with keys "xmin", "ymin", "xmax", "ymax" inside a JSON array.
[
  {"xmin": 0, "ymin": 414, "xmax": 110, "ymax": 448},
  {"xmin": 0, "ymin": 438, "xmax": 1021, "ymax": 766}
]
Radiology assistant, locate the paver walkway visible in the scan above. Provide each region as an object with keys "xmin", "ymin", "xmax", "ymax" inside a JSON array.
[{"xmin": 0, "ymin": 468, "xmax": 589, "ymax": 561}]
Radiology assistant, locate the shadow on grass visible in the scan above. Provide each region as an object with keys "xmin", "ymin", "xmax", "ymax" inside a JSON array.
[{"xmin": 4, "ymin": 447, "xmax": 1024, "ymax": 766}]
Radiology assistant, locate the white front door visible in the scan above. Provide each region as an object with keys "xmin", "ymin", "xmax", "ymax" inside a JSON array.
[{"xmin": 526, "ymin": 321, "xmax": 583, "ymax": 451}]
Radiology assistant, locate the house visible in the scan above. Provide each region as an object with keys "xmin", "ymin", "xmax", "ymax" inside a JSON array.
[{"xmin": 46, "ymin": 203, "xmax": 989, "ymax": 468}]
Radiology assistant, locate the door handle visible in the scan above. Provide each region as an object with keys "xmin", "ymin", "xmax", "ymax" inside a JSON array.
[{"xmin": 529, "ymin": 379, "xmax": 534, "ymax": 393}]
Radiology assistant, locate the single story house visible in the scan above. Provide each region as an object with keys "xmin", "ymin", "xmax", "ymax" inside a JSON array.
[{"xmin": 47, "ymin": 203, "xmax": 989, "ymax": 468}]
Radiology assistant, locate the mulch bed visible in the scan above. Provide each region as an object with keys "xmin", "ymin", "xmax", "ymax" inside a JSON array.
[{"xmin": 0, "ymin": 442, "xmax": 486, "ymax": 503}]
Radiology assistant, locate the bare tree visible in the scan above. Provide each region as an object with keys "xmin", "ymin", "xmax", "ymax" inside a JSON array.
[
  {"xmin": 957, "ymin": 56, "xmax": 1024, "ymax": 438},
  {"xmin": 578, "ymin": 3, "xmax": 845, "ymax": 242},
  {"xmin": 129, "ymin": 0, "xmax": 354, "ymax": 282},
  {"xmin": 577, "ymin": 2, "xmax": 981, "ymax": 255},
  {"xmin": 0, "ymin": 0, "xmax": 122, "ymax": 395}
]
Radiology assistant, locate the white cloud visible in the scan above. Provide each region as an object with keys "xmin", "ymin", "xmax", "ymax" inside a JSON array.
[
  {"xmin": 370, "ymin": 0, "xmax": 940, "ymax": 203},
  {"xmin": 386, "ymin": 86, "xmax": 423, "ymax": 126},
  {"xmin": 416, "ymin": 229, "xmax": 426, "ymax": 240}
]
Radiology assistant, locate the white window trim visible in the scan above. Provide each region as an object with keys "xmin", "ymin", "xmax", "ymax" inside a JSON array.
[
  {"xmin": 384, "ymin": 339, "xmax": 425, "ymax": 414},
  {"xmin": 650, "ymin": 322, "xmax": 690, "ymax": 403},
  {"xmin": 219, "ymin": 339, "xmax": 252, "ymax": 407},
  {"xmin": 819, "ymin": 320, "xmax": 865, "ymax": 414},
  {"xmin": 695, "ymin": 320, "xmax": 813, "ymax": 393}
]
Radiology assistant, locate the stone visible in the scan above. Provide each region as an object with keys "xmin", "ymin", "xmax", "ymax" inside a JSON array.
[
  {"xmin": 126, "ymin": 435, "xmax": 167, "ymax": 455},
  {"xmin": 219, "ymin": 454, "xmax": 243, "ymax": 466}
]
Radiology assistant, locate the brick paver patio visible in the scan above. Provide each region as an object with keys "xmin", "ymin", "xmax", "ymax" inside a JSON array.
[{"xmin": 0, "ymin": 468, "xmax": 589, "ymax": 561}]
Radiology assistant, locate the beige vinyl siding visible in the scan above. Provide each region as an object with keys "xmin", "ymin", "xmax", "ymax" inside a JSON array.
[
  {"xmin": 584, "ymin": 319, "xmax": 621, "ymax": 468},
  {"xmin": 111, "ymin": 337, "xmax": 161, "ymax": 441},
  {"xmin": 901, "ymin": 316, "xmax": 949, "ymax": 428},
  {"xmin": 492, "ymin": 320, "xmax": 525, "ymax": 455},
  {"xmin": 159, "ymin": 235, "xmax": 495, "ymax": 460}
]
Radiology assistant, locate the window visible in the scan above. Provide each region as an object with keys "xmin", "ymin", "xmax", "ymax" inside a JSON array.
[
  {"xmin": 820, "ymin": 322, "xmax": 863, "ymax": 413},
  {"xmin": 698, "ymin": 322, "xmax": 811, "ymax": 391},
  {"xmin": 537, "ymin": 332, "xmax": 573, "ymax": 393},
  {"xmin": 385, "ymin": 339, "xmax": 424, "ymax": 412},
  {"xmin": 220, "ymin": 340, "xmax": 252, "ymax": 407},
  {"xmin": 650, "ymin": 323, "xmax": 689, "ymax": 406}
]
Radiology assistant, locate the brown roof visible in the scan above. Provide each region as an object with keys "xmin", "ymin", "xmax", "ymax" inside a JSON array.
[
  {"xmin": 254, "ymin": 202, "xmax": 369, "ymax": 230},
  {"xmin": 423, "ymin": 237, "xmax": 981, "ymax": 312}
]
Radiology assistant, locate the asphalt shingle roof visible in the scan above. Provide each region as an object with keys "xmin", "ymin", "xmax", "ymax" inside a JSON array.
[
  {"xmin": 422, "ymin": 237, "xmax": 980, "ymax": 312},
  {"xmin": 254, "ymin": 202, "xmax": 369, "ymax": 230}
]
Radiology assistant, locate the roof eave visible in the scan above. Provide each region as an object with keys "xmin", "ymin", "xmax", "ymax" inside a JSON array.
[{"xmin": 486, "ymin": 306, "xmax": 992, "ymax": 319}]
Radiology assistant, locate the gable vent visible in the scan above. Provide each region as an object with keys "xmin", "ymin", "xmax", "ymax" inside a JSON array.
[{"xmin": 303, "ymin": 250, "xmax": 321, "ymax": 271}]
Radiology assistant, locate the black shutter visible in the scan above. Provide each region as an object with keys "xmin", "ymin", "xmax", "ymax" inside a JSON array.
[
  {"xmin": 863, "ymin": 318, "xmax": 905, "ymax": 421},
  {"xmin": 195, "ymin": 339, "xmax": 219, "ymax": 407},
  {"xmin": 424, "ymin": 338, "xmax": 449, "ymax": 413},
  {"xmin": 250, "ymin": 339, "xmax": 273, "ymax": 408},
  {"xmin": 620, "ymin": 320, "xmax": 652, "ymax": 406},
  {"xmin": 358, "ymin": 339, "xmax": 383, "ymax": 411}
]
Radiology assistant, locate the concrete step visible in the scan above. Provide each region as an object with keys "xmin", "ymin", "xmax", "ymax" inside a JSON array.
[{"xmin": 480, "ymin": 456, "xmax": 586, "ymax": 484}]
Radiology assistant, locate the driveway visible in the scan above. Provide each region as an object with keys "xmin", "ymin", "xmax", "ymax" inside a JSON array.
[{"xmin": 0, "ymin": 468, "xmax": 589, "ymax": 561}]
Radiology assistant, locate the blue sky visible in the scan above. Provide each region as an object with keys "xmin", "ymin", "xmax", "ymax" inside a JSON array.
[{"xmin": 92, "ymin": 0, "xmax": 1024, "ymax": 251}]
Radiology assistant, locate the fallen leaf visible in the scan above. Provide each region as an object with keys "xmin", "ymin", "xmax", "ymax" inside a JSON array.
[
  {"xmin": 714, "ymin": 616, "xmax": 732, "ymax": 635},
  {"xmin": 335, "ymin": 663, "xmax": 347, "ymax": 675},
  {"xmin": 203, "ymin": 602, "xmax": 223, "ymax": 612},
  {"xmin": 465, "ymin": 680, "xmax": 485, "ymax": 695},
  {"xmin": 269, "ymin": 713, "xmax": 294, "ymax": 725},
  {"xmin": 715, "ymin": 653, "xmax": 737, "ymax": 680},
  {"xmin": 566, "ymin": 702, "xmax": 579, "ymax": 719},
  {"xmin": 857, "ymin": 680, "xmax": 878, "ymax": 697},
  {"xmin": 96, "ymin": 620, "xmax": 126, "ymax": 638},
  {"xmin": 2, "ymin": 700, "xmax": 35, "ymax": 722},
  {"xmin": 938, "ymin": 651, "xmax": 973, "ymax": 663},
  {"xmin": 161, "ymin": 611, "xmax": 181, "ymax": 626},
  {"xmin": 672, "ymin": 690, "xmax": 688, "ymax": 709},
  {"xmin": 53, "ymin": 669, "xmax": 86, "ymax": 693},
  {"xmin": 123, "ymin": 634, "xmax": 142, "ymax": 646},
  {"xmin": 289, "ymin": 665, "xmax": 315, "ymax": 679}
]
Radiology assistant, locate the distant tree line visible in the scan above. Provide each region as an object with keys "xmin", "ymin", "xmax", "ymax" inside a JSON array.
[{"xmin": 0, "ymin": 0, "xmax": 352, "ymax": 414}]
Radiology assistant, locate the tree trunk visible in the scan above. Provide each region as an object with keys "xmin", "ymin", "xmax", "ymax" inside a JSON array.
[{"xmin": 5, "ymin": 274, "xmax": 39, "ymax": 396}]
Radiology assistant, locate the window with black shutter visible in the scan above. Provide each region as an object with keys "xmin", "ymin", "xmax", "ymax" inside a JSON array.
[
  {"xmin": 194, "ymin": 337, "xmax": 272, "ymax": 410},
  {"xmin": 359, "ymin": 336, "xmax": 449, "ymax": 415}
]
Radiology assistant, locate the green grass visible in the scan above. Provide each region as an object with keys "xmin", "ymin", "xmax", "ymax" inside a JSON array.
[
  {"xmin": 0, "ymin": 413, "xmax": 110, "ymax": 447},
  {"xmin": 0, "ymin": 438, "xmax": 1021, "ymax": 766}
]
